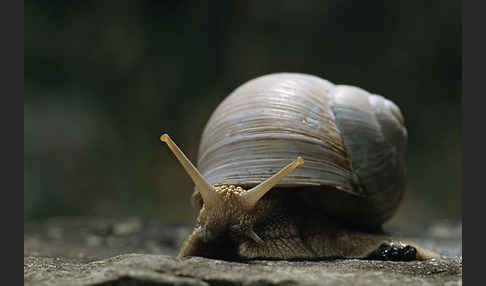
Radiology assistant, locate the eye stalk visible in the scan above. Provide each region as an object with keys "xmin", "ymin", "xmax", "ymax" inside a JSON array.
[
  {"xmin": 161, "ymin": 133, "xmax": 304, "ymax": 210},
  {"xmin": 161, "ymin": 134, "xmax": 222, "ymax": 208},
  {"xmin": 239, "ymin": 157, "xmax": 304, "ymax": 210}
]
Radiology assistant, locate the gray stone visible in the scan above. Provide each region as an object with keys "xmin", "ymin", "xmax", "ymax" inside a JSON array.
[{"xmin": 24, "ymin": 217, "xmax": 462, "ymax": 286}]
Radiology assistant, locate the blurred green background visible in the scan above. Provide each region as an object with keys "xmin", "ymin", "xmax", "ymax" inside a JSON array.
[{"xmin": 24, "ymin": 1, "xmax": 461, "ymax": 226}]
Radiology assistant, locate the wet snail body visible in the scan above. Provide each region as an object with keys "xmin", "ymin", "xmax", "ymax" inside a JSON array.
[{"xmin": 161, "ymin": 73, "xmax": 438, "ymax": 261}]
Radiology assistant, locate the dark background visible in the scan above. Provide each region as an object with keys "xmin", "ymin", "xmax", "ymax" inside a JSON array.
[{"xmin": 24, "ymin": 1, "xmax": 461, "ymax": 226}]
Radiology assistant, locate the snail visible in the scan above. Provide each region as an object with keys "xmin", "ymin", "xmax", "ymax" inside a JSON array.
[{"xmin": 161, "ymin": 73, "xmax": 439, "ymax": 261}]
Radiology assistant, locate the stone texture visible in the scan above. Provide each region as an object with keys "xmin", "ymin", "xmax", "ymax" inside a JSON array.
[{"xmin": 24, "ymin": 217, "xmax": 462, "ymax": 286}]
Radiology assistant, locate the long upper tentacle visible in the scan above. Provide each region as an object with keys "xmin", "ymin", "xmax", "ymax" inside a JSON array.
[
  {"xmin": 240, "ymin": 157, "xmax": 304, "ymax": 210},
  {"xmin": 161, "ymin": 134, "xmax": 221, "ymax": 208}
]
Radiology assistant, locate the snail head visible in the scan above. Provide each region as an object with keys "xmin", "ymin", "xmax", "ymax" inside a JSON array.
[{"xmin": 161, "ymin": 134, "xmax": 304, "ymax": 256}]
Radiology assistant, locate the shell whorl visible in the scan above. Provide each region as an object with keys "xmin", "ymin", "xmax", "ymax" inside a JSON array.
[{"xmin": 196, "ymin": 73, "xmax": 407, "ymax": 224}]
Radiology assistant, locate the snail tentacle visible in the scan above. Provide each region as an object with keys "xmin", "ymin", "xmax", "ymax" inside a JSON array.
[
  {"xmin": 240, "ymin": 157, "xmax": 304, "ymax": 210},
  {"xmin": 160, "ymin": 134, "xmax": 221, "ymax": 208},
  {"xmin": 247, "ymin": 228, "xmax": 264, "ymax": 245}
]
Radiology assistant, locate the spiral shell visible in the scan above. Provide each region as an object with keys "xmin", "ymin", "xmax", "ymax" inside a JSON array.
[{"xmin": 195, "ymin": 73, "xmax": 407, "ymax": 226}]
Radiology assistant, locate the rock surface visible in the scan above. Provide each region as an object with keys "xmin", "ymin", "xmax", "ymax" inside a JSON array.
[{"xmin": 24, "ymin": 217, "xmax": 462, "ymax": 286}]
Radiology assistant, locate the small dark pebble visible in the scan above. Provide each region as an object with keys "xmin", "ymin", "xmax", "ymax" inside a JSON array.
[{"xmin": 366, "ymin": 244, "xmax": 417, "ymax": 261}]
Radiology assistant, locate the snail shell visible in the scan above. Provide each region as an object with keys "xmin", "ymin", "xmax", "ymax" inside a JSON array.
[{"xmin": 194, "ymin": 73, "xmax": 407, "ymax": 228}]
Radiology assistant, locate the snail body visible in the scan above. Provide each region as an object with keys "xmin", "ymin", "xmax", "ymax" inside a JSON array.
[{"xmin": 162, "ymin": 73, "xmax": 438, "ymax": 261}]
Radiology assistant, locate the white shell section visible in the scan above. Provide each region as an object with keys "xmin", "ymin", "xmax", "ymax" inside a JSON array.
[
  {"xmin": 197, "ymin": 73, "xmax": 407, "ymax": 202},
  {"xmin": 330, "ymin": 85, "xmax": 407, "ymax": 210}
]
